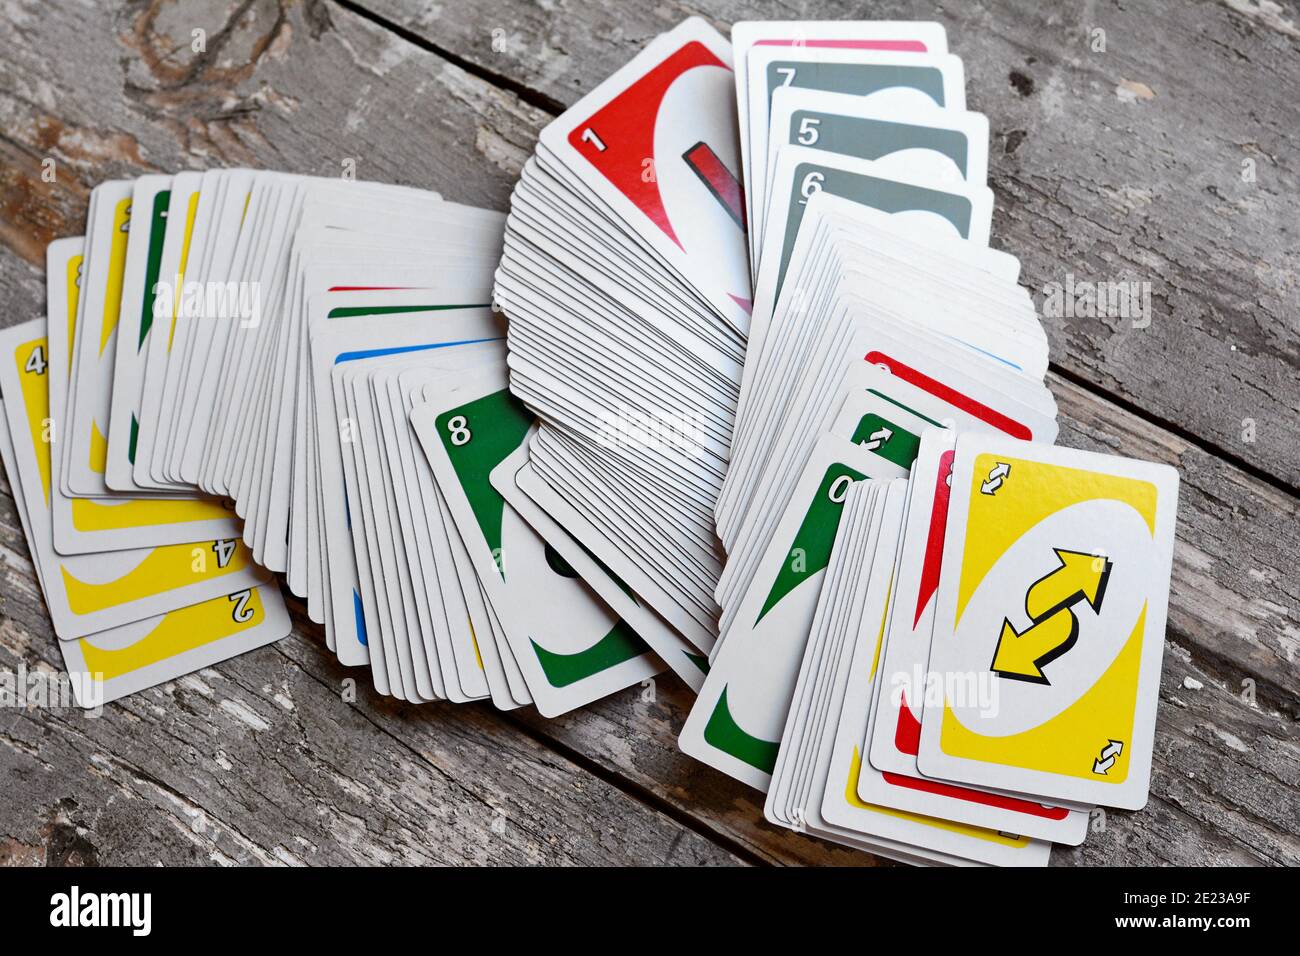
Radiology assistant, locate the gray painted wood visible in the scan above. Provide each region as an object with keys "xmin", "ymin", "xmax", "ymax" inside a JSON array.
[{"xmin": 0, "ymin": 0, "xmax": 1295, "ymax": 867}]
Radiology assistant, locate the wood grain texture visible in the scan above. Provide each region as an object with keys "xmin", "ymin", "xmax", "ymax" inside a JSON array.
[
  {"xmin": 0, "ymin": 614, "xmax": 746, "ymax": 866},
  {"xmin": 0, "ymin": 0, "xmax": 1295, "ymax": 867}
]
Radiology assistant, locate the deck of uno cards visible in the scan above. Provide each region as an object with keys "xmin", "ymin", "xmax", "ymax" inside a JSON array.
[
  {"xmin": 4, "ymin": 16, "xmax": 1182, "ymax": 864},
  {"xmin": 0, "ymin": 219, "xmax": 289, "ymax": 706},
  {"xmin": 665, "ymin": 20, "xmax": 1173, "ymax": 864}
]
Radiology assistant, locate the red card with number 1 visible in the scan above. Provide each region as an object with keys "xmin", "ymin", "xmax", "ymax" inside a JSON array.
[{"xmin": 541, "ymin": 17, "xmax": 752, "ymax": 327}]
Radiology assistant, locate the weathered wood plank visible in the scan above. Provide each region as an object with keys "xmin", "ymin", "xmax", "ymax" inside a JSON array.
[
  {"xmin": 0, "ymin": 0, "xmax": 1295, "ymax": 868},
  {"xmin": 0, "ymin": 609, "xmax": 747, "ymax": 865},
  {"xmin": 1051, "ymin": 373, "xmax": 1300, "ymax": 864},
  {"xmin": 0, "ymin": 0, "xmax": 547, "ymax": 244},
  {"xmin": 360, "ymin": 0, "xmax": 1300, "ymax": 491}
]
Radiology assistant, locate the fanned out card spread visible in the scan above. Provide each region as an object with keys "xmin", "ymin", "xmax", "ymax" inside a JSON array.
[{"xmin": 7, "ymin": 17, "xmax": 1178, "ymax": 865}]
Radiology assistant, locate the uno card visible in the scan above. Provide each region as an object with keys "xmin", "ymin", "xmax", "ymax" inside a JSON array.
[
  {"xmin": 758, "ymin": 148, "xmax": 994, "ymax": 305},
  {"xmin": 490, "ymin": 438, "xmax": 709, "ymax": 692},
  {"xmin": 309, "ymin": 310, "xmax": 504, "ymax": 669},
  {"xmin": 104, "ymin": 176, "xmax": 174, "ymax": 493},
  {"xmin": 44, "ymin": 235, "xmax": 240, "ymax": 554},
  {"xmin": 540, "ymin": 16, "xmax": 750, "ymax": 330},
  {"xmin": 754, "ymin": 91, "xmax": 988, "ymax": 241},
  {"xmin": 680, "ymin": 434, "xmax": 900, "ymax": 790},
  {"xmin": 411, "ymin": 367, "xmax": 662, "ymax": 717},
  {"xmin": 62, "ymin": 181, "xmax": 132, "ymax": 498},
  {"xmin": 812, "ymin": 486, "xmax": 1053, "ymax": 865},
  {"xmin": 868, "ymin": 429, "xmax": 958, "ymax": 777},
  {"xmin": 732, "ymin": 20, "xmax": 946, "ymax": 201},
  {"xmin": 917, "ymin": 434, "xmax": 1179, "ymax": 810},
  {"xmin": 0, "ymin": 319, "xmax": 269, "ymax": 640}
]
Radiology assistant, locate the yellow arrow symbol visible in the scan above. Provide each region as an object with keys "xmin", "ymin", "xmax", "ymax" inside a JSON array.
[
  {"xmin": 991, "ymin": 549, "xmax": 1112, "ymax": 684},
  {"xmin": 1026, "ymin": 549, "xmax": 1110, "ymax": 619},
  {"xmin": 991, "ymin": 607, "xmax": 1079, "ymax": 683}
]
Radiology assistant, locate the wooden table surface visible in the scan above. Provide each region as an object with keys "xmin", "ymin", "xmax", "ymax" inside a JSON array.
[{"xmin": 0, "ymin": 0, "xmax": 1296, "ymax": 867}]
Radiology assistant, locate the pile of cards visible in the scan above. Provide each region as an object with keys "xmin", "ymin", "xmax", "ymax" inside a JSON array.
[
  {"xmin": 714, "ymin": 18, "xmax": 1055, "ymax": 625},
  {"xmin": 493, "ymin": 17, "xmax": 752, "ymax": 683},
  {"xmin": 686, "ymin": 428, "xmax": 1178, "ymax": 864},
  {"xmin": 3, "ymin": 18, "xmax": 1182, "ymax": 865},
  {"xmin": 0, "ymin": 243, "xmax": 288, "ymax": 707},
  {"xmin": 491, "ymin": 17, "xmax": 1045, "ymax": 674},
  {"xmin": 11, "ymin": 170, "xmax": 679, "ymax": 715},
  {"xmin": 666, "ymin": 18, "xmax": 1180, "ymax": 864},
  {"xmin": 688, "ymin": 15, "xmax": 1059, "ymax": 759},
  {"xmin": 327, "ymin": 344, "xmax": 672, "ymax": 714}
]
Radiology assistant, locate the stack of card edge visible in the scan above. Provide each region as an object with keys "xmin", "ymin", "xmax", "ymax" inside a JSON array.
[{"xmin": 493, "ymin": 17, "xmax": 761, "ymax": 688}]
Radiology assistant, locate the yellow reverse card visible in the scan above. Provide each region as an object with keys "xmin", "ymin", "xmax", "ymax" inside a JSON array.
[{"xmin": 917, "ymin": 433, "xmax": 1178, "ymax": 810}]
